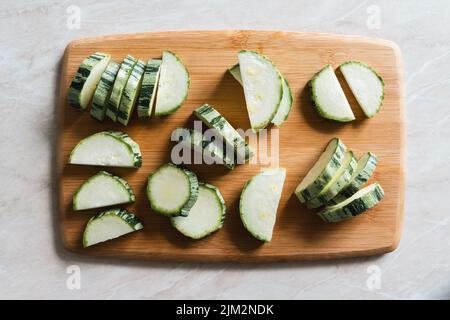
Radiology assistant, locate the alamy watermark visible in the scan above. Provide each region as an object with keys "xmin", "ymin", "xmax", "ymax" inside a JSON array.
[
  {"xmin": 170, "ymin": 121, "xmax": 279, "ymax": 168},
  {"xmin": 66, "ymin": 5, "xmax": 81, "ymax": 30},
  {"xmin": 66, "ymin": 265, "xmax": 81, "ymax": 290},
  {"xmin": 366, "ymin": 265, "xmax": 381, "ymax": 291},
  {"xmin": 366, "ymin": 5, "xmax": 381, "ymax": 30}
]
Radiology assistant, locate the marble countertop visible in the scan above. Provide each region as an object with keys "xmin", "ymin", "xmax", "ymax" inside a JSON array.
[{"xmin": 0, "ymin": 0, "xmax": 449, "ymax": 299}]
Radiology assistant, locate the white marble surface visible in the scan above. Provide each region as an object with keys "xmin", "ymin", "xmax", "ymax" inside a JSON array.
[{"xmin": 0, "ymin": 0, "xmax": 449, "ymax": 300}]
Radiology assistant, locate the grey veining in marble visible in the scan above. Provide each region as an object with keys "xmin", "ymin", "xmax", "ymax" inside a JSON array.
[{"xmin": 0, "ymin": 0, "xmax": 449, "ymax": 299}]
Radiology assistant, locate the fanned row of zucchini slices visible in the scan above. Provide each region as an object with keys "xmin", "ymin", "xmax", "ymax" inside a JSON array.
[
  {"xmin": 68, "ymin": 51, "xmax": 189, "ymax": 125},
  {"xmin": 310, "ymin": 61, "xmax": 384, "ymax": 122},
  {"xmin": 295, "ymin": 138, "xmax": 384, "ymax": 222},
  {"xmin": 229, "ymin": 50, "xmax": 293, "ymax": 131}
]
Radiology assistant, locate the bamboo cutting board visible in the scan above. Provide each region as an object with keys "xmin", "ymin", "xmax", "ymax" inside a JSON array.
[{"xmin": 57, "ymin": 30, "xmax": 405, "ymax": 262}]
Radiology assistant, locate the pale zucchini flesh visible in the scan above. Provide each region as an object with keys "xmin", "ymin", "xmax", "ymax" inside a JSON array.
[
  {"xmin": 238, "ymin": 50, "xmax": 283, "ymax": 131},
  {"xmin": 83, "ymin": 208, "xmax": 143, "ymax": 247},
  {"xmin": 171, "ymin": 182, "xmax": 226, "ymax": 239},
  {"xmin": 73, "ymin": 171, "xmax": 135, "ymax": 211},
  {"xmin": 306, "ymin": 151, "xmax": 358, "ymax": 209},
  {"xmin": 69, "ymin": 131, "xmax": 142, "ymax": 168},
  {"xmin": 310, "ymin": 65, "xmax": 355, "ymax": 122},
  {"xmin": 91, "ymin": 61, "xmax": 120, "ymax": 121},
  {"xmin": 318, "ymin": 183, "xmax": 384, "ymax": 223},
  {"xmin": 229, "ymin": 63, "xmax": 293, "ymax": 127},
  {"xmin": 68, "ymin": 52, "xmax": 111, "ymax": 109},
  {"xmin": 137, "ymin": 59, "xmax": 162, "ymax": 118},
  {"xmin": 154, "ymin": 51, "xmax": 189, "ymax": 116},
  {"xmin": 340, "ymin": 61, "xmax": 384, "ymax": 118},
  {"xmin": 147, "ymin": 163, "xmax": 199, "ymax": 217},
  {"xmin": 106, "ymin": 55, "xmax": 137, "ymax": 121},
  {"xmin": 240, "ymin": 168, "xmax": 286, "ymax": 242},
  {"xmin": 117, "ymin": 60, "xmax": 146, "ymax": 125},
  {"xmin": 295, "ymin": 138, "xmax": 347, "ymax": 203}
]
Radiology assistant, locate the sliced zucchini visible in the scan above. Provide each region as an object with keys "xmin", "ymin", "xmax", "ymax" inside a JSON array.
[
  {"xmin": 82, "ymin": 208, "xmax": 143, "ymax": 247},
  {"xmin": 91, "ymin": 61, "xmax": 120, "ymax": 121},
  {"xmin": 69, "ymin": 131, "xmax": 142, "ymax": 168},
  {"xmin": 240, "ymin": 168, "xmax": 286, "ymax": 242},
  {"xmin": 340, "ymin": 61, "xmax": 384, "ymax": 118},
  {"xmin": 238, "ymin": 50, "xmax": 283, "ymax": 131},
  {"xmin": 172, "ymin": 128, "xmax": 235, "ymax": 169},
  {"xmin": 147, "ymin": 163, "xmax": 199, "ymax": 217},
  {"xmin": 171, "ymin": 182, "xmax": 226, "ymax": 239},
  {"xmin": 106, "ymin": 55, "xmax": 137, "ymax": 121},
  {"xmin": 194, "ymin": 104, "xmax": 253, "ymax": 164},
  {"xmin": 154, "ymin": 51, "xmax": 189, "ymax": 116},
  {"xmin": 228, "ymin": 63, "xmax": 243, "ymax": 85},
  {"xmin": 117, "ymin": 60, "xmax": 146, "ymax": 125},
  {"xmin": 295, "ymin": 138, "xmax": 347, "ymax": 203},
  {"xmin": 73, "ymin": 171, "xmax": 135, "ymax": 211},
  {"xmin": 137, "ymin": 59, "xmax": 162, "ymax": 118},
  {"xmin": 306, "ymin": 151, "xmax": 357, "ymax": 208},
  {"xmin": 318, "ymin": 183, "xmax": 384, "ymax": 223},
  {"xmin": 310, "ymin": 65, "xmax": 355, "ymax": 122},
  {"xmin": 229, "ymin": 63, "xmax": 293, "ymax": 127},
  {"xmin": 68, "ymin": 52, "xmax": 111, "ymax": 109},
  {"xmin": 328, "ymin": 152, "xmax": 378, "ymax": 205}
]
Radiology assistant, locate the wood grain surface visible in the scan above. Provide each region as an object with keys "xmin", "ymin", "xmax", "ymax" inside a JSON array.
[{"xmin": 57, "ymin": 30, "xmax": 405, "ymax": 262}]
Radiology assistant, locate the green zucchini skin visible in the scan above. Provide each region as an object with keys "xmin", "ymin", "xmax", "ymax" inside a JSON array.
[
  {"xmin": 105, "ymin": 131, "xmax": 143, "ymax": 168},
  {"xmin": 68, "ymin": 52, "xmax": 110, "ymax": 109},
  {"xmin": 318, "ymin": 183, "xmax": 384, "ymax": 223},
  {"xmin": 146, "ymin": 163, "xmax": 199, "ymax": 217},
  {"xmin": 306, "ymin": 151, "xmax": 358, "ymax": 209},
  {"xmin": 117, "ymin": 59, "xmax": 146, "ymax": 125},
  {"xmin": 295, "ymin": 138, "xmax": 347, "ymax": 203},
  {"xmin": 137, "ymin": 59, "xmax": 162, "ymax": 118},
  {"xmin": 91, "ymin": 61, "xmax": 120, "ymax": 121},
  {"xmin": 194, "ymin": 104, "xmax": 254, "ymax": 164},
  {"xmin": 327, "ymin": 152, "xmax": 378, "ymax": 205},
  {"xmin": 172, "ymin": 128, "xmax": 235, "ymax": 169},
  {"xmin": 106, "ymin": 55, "xmax": 137, "ymax": 122},
  {"xmin": 82, "ymin": 208, "xmax": 143, "ymax": 247}
]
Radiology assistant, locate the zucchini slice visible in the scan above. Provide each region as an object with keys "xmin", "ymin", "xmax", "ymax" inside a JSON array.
[
  {"xmin": 306, "ymin": 151, "xmax": 357, "ymax": 208},
  {"xmin": 194, "ymin": 104, "xmax": 253, "ymax": 164},
  {"xmin": 117, "ymin": 60, "xmax": 146, "ymax": 125},
  {"xmin": 146, "ymin": 163, "xmax": 199, "ymax": 217},
  {"xmin": 238, "ymin": 50, "xmax": 283, "ymax": 131},
  {"xmin": 318, "ymin": 183, "xmax": 384, "ymax": 223},
  {"xmin": 328, "ymin": 152, "xmax": 378, "ymax": 205},
  {"xmin": 171, "ymin": 182, "xmax": 226, "ymax": 239},
  {"xmin": 172, "ymin": 128, "xmax": 235, "ymax": 169},
  {"xmin": 69, "ymin": 131, "xmax": 142, "ymax": 168},
  {"xmin": 91, "ymin": 61, "xmax": 120, "ymax": 121},
  {"xmin": 82, "ymin": 208, "xmax": 143, "ymax": 247},
  {"xmin": 106, "ymin": 55, "xmax": 137, "ymax": 122},
  {"xmin": 310, "ymin": 65, "xmax": 355, "ymax": 122},
  {"xmin": 73, "ymin": 171, "xmax": 135, "ymax": 211},
  {"xmin": 240, "ymin": 168, "xmax": 286, "ymax": 242},
  {"xmin": 68, "ymin": 52, "xmax": 111, "ymax": 109},
  {"xmin": 339, "ymin": 61, "xmax": 384, "ymax": 118},
  {"xmin": 137, "ymin": 59, "xmax": 162, "ymax": 118},
  {"xmin": 295, "ymin": 138, "xmax": 347, "ymax": 203},
  {"xmin": 229, "ymin": 63, "xmax": 293, "ymax": 127},
  {"xmin": 154, "ymin": 51, "xmax": 190, "ymax": 116}
]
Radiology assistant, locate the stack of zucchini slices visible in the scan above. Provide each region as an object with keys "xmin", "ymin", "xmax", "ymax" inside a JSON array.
[
  {"xmin": 229, "ymin": 50, "xmax": 293, "ymax": 131},
  {"xmin": 68, "ymin": 131, "xmax": 144, "ymax": 247},
  {"xmin": 295, "ymin": 138, "xmax": 384, "ymax": 222},
  {"xmin": 309, "ymin": 62, "xmax": 384, "ymax": 122},
  {"xmin": 68, "ymin": 50, "xmax": 189, "ymax": 125}
]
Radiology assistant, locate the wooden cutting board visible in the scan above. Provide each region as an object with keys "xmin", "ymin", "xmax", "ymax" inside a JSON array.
[{"xmin": 57, "ymin": 30, "xmax": 405, "ymax": 262}]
